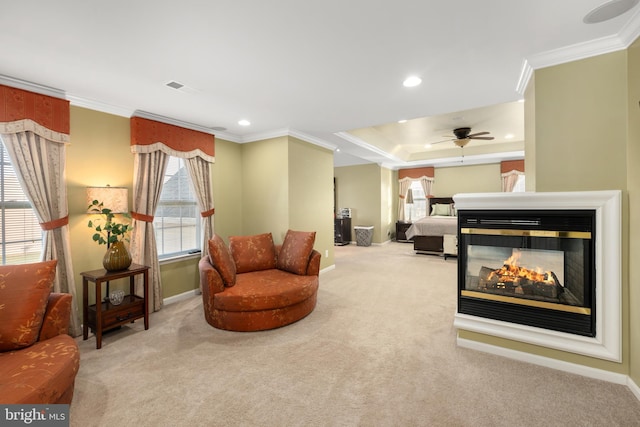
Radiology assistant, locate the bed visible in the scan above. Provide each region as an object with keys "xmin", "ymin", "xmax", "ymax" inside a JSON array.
[{"xmin": 404, "ymin": 197, "xmax": 457, "ymax": 255}]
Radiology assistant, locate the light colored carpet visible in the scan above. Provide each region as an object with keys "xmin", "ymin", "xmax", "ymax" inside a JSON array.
[{"xmin": 70, "ymin": 243, "xmax": 640, "ymax": 426}]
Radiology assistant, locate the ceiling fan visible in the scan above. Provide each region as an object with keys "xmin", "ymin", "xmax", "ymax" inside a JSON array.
[{"xmin": 431, "ymin": 127, "xmax": 495, "ymax": 148}]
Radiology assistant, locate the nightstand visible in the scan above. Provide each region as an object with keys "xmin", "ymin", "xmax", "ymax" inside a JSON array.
[
  {"xmin": 81, "ymin": 264, "xmax": 150, "ymax": 349},
  {"xmin": 396, "ymin": 221, "xmax": 413, "ymax": 242}
]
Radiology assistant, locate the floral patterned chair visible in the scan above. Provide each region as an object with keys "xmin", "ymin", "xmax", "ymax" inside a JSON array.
[
  {"xmin": 199, "ymin": 230, "xmax": 320, "ymax": 332},
  {"xmin": 0, "ymin": 260, "xmax": 80, "ymax": 404}
]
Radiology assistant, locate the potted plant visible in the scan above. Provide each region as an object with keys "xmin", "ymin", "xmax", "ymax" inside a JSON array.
[{"xmin": 87, "ymin": 199, "xmax": 133, "ymax": 271}]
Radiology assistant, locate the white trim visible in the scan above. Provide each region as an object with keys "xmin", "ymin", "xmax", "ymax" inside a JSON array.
[
  {"xmin": 68, "ymin": 94, "xmax": 134, "ymax": 118},
  {"xmin": 453, "ymin": 190, "xmax": 622, "ymax": 362},
  {"xmin": 320, "ymin": 264, "xmax": 336, "ymax": 275},
  {"xmin": 628, "ymin": 376, "xmax": 640, "ymax": 402},
  {"xmin": 288, "ymin": 128, "xmax": 337, "ymax": 151},
  {"xmin": 133, "ymin": 110, "xmax": 217, "ymax": 135},
  {"xmin": 0, "ymin": 74, "xmax": 66, "ymax": 99},
  {"xmin": 163, "ymin": 289, "xmax": 200, "ymax": 306},
  {"xmin": 516, "ymin": 59, "xmax": 534, "ymax": 96},
  {"xmin": 456, "ymin": 337, "xmax": 629, "ymax": 385}
]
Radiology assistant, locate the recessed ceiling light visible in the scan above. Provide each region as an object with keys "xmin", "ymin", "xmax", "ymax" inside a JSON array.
[
  {"xmin": 336, "ymin": 148, "xmax": 341, "ymax": 152},
  {"xmin": 403, "ymin": 76, "xmax": 422, "ymax": 88},
  {"xmin": 505, "ymin": 134, "xmax": 515, "ymax": 139},
  {"xmin": 583, "ymin": 0, "xmax": 639, "ymax": 23},
  {"xmin": 238, "ymin": 119, "xmax": 251, "ymax": 126},
  {"xmin": 424, "ymin": 144, "xmax": 432, "ymax": 149},
  {"xmin": 398, "ymin": 119, "xmax": 408, "ymax": 123}
]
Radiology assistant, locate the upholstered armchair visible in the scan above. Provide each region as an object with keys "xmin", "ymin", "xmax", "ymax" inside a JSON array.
[{"xmin": 0, "ymin": 261, "xmax": 80, "ymax": 404}]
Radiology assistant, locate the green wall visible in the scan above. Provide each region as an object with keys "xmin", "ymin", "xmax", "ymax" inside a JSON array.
[
  {"xmin": 432, "ymin": 163, "xmax": 502, "ymax": 196},
  {"xmin": 65, "ymin": 107, "xmax": 335, "ymax": 314},
  {"xmin": 627, "ymin": 38, "xmax": 640, "ymax": 385},
  {"xmin": 334, "ymin": 164, "xmax": 392, "ymax": 243},
  {"xmin": 460, "ymin": 48, "xmax": 637, "ymax": 378}
]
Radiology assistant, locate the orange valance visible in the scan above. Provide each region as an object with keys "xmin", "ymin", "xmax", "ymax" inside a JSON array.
[
  {"xmin": 0, "ymin": 85, "xmax": 69, "ymax": 134},
  {"xmin": 501, "ymin": 160, "xmax": 524, "ymax": 174},
  {"xmin": 130, "ymin": 116, "xmax": 215, "ymax": 161},
  {"xmin": 398, "ymin": 167, "xmax": 434, "ymax": 179}
]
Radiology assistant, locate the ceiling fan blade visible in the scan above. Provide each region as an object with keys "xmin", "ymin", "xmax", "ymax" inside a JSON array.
[
  {"xmin": 429, "ymin": 138, "xmax": 454, "ymax": 145},
  {"xmin": 467, "ymin": 131, "xmax": 490, "ymax": 138},
  {"xmin": 469, "ymin": 136, "xmax": 495, "ymax": 140}
]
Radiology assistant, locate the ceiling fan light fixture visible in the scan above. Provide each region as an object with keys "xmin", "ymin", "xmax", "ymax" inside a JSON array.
[{"xmin": 454, "ymin": 138, "xmax": 470, "ymax": 148}]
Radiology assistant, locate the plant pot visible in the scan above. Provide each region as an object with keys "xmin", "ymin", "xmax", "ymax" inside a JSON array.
[{"xmin": 103, "ymin": 241, "xmax": 132, "ymax": 272}]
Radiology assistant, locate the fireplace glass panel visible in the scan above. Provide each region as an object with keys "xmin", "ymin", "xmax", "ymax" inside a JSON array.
[{"xmin": 458, "ymin": 209, "xmax": 595, "ymax": 336}]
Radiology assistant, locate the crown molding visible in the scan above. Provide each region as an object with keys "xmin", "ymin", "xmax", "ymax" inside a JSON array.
[
  {"xmin": 288, "ymin": 129, "xmax": 336, "ymax": 151},
  {"xmin": 517, "ymin": 11, "xmax": 640, "ymax": 95},
  {"xmin": 68, "ymin": 94, "xmax": 135, "ymax": 118},
  {"xmin": 0, "ymin": 74, "xmax": 66, "ymax": 99},
  {"xmin": 334, "ymin": 131, "xmax": 405, "ymax": 164}
]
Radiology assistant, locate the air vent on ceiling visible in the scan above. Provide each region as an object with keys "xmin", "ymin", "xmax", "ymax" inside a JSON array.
[{"xmin": 166, "ymin": 81, "xmax": 185, "ymax": 90}]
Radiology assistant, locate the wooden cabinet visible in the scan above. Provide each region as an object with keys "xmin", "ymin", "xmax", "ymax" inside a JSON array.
[
  {"xmin": 334, "ymin": 217, "xmax": 351, "ymax": 245},
  {"xmin": 396, "ymin": 221, "xmax": 413, "ymax": 242}
]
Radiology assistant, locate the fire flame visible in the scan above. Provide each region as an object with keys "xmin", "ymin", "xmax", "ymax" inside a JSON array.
[{"xmin": 488, "ymin": 250, "xmax": 555, "ymax": 284}]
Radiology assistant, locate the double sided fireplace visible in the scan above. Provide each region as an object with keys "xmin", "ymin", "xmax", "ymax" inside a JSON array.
[
  {"xmin": 458, "ymin": 209, "xmax": 595, "ymax": 337},
  {"xmin": 453, "ymin": 191, "xmax": 622, "ymax": 362}
]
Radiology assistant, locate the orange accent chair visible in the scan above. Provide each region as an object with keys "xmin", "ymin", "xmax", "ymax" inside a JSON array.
[
  {"xmin": 0, "ymin": 261, "xmax": 80, "ymax": 404},
  {"xmin": 199, "ymin": 230, "xmax": 320, "ymax": 332}
]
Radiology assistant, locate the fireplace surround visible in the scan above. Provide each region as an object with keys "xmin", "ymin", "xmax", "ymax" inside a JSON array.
[{"xmin": 453, "ymin": 191, "xmax": 621, "ymax": 362}]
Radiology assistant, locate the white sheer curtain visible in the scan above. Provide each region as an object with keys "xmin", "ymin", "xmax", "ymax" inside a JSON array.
[
  {"xmin": 502, "ymin": 170, "xmax": 524, "ymax": 192},
  {"xmin": 419, "ymin": 176, "xmax": 434, "ymax": 199},
  {"xmin": 398, "ymin": 178, "xmax": 412, "ymax": 222},
  {"xmin": 0, "ymin": 121, "xmax": 80, "ymax": 336},
  {"xmin": 130, "ymin": 150, "xmax": 169, "ymax": 312}
]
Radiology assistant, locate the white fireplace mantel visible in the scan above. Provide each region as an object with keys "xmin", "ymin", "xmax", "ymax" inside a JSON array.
[{"xmin": 453, "ymin": 190, "xmax": 622, "ymax": 362}]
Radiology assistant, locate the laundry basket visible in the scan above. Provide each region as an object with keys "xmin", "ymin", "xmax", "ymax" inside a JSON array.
[{"xmin": 354, "ymin": 226, "xmax": 374, "ymax": 246}]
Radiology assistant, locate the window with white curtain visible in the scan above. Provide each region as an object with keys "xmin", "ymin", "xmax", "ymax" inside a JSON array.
[
  {"xmin": 154, "ymin": 156, "xmax": 200, "ymax": 258},
  {"xmin": 0, "ymin": 139, "xmax": 42, "ymax": 264},
  {"xmin": 405, "ymin": 180, "xmax": 428, "ymax": 221}
]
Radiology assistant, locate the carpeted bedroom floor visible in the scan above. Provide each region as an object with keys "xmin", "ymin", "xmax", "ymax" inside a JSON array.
[{"xmin": 69, "ymin": 242, "xmax": 640, "ymax": 426}]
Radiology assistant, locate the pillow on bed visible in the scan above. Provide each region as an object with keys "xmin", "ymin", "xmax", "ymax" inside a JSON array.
[{"xmin": 431, "ymin": 203, "xmax": 452, "ymax": 216}]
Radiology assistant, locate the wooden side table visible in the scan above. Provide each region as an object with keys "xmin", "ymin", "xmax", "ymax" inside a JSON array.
[{"xmin": 81, "ymin": 264, "xmax": 150, "ymax": 349}]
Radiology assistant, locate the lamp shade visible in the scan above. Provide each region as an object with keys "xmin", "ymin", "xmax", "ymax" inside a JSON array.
[
  {"xmin": 406, "ymin": 188, "xmax": 414, "ymax": 204},
  {"xmin": 86, "ymin": 186, "xmax": 128, "ymax": 213}
]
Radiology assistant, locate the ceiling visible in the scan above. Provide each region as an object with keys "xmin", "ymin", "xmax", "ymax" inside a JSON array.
[{"xmin": 1, "ymin": 1, "xmax": 639, "ymax": 169}]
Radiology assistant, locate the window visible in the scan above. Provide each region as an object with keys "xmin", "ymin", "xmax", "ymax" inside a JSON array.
[
  {"xmin": 154, "ymin": 157, "xmax": 200, "ymax": 258},
  {"xmin": 405, "ymin": 180, "xmax": 428, "ymax": 221},
  {"xmin": 0, "ymin": 138, "xmax": 42, "ymax": 264}
]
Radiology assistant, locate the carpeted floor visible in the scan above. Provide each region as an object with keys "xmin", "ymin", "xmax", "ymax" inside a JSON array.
[{"xmin": 70, "ymin": 242, "xmax": 640, "ymax": 426}]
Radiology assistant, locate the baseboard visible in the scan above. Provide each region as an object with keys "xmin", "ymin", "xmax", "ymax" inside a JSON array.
[
  {"xmin": 628, "ymin": 376, "xmax": 640, "ymax": 401},
  {"xmin": 457, "ymin": 336, "xmax": 630, "ymax": 386},
  {"xmin": 163, "ymin": 289, "xmax": 200, "ymax": 306},
  {"xmin": 320, "ymin": 264, "xmax": 336, "ymax": 274}
]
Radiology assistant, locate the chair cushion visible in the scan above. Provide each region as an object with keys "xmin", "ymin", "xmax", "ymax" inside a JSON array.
[
  {"xmin": 213, "ymin": 269, "xmax": 319, "ymax": 311},
  {"xmin": 0, "ymin": 334, "xmax": 79, "ymax": 403},
  {"xmin": 277, "ymin": 230, "xmax": 316, "ymax": 275},
  {"xmin": 0, "ymin": 260, "xmax": 57, "ymax": 352},
  {"xmin": 229, "ymin": 233, "xmax": 277, "ymax": 273},
  {"xmin": 208, "ymin": 235, "xmax": 236, "ymax": 287}
]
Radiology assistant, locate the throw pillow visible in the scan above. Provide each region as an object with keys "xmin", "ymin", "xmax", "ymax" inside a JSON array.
[
  {"xmin": 0, "ymin": 259, "xmax": 57, "ymax": 352},
  {"xmin": 229, "ymin": 233, "xmax": 277, "ymax": 273},
  {"xmin": 277, "ymin": 230, "xmax": 316, "ymax": 275},
  {"xmin": 431, "ymin": 203, "xmax": 451, "ymax": 216},
  {"xmin": 208, "ymin": 235, "xmax": 236, "ymax": 287}
]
